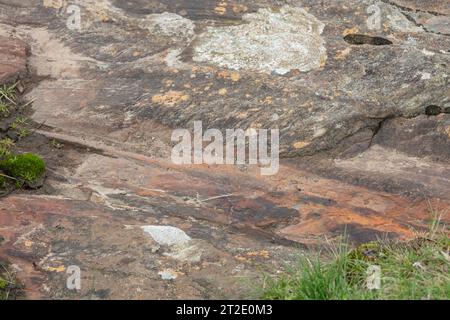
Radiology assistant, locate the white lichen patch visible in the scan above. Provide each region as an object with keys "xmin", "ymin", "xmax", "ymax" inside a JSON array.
[
  {"xmin": 82, "ymin": 1, "xmax": 195, "ymax": 40},
  {"xmin": 138, "ymin": 12, "xmax": 195, "ymax": 39},
  {"xmin": 141, "ymin": 225, "xmax": 191, "ymax": 246},
  {"xmin": 192, "ymin": 6, "xmax": 327, "ymax": 75}
]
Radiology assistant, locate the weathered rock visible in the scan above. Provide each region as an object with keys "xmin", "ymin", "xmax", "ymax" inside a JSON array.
[
  {"xmin": 0, "ymin": 35, "xmax": 28, "ymax": 84},
  {"xmin": 0, "ymin": 0, "xmax": 446, "ymax": 159},
  {"xmin": 374, "ymin": 114, "xmax": 450, "ymax": 162},
  {"xmin": 424, "ymin": 16, "xmax": 450, "ymax": 35},
  {"xmin": 158, "ymin": 269, "xmax": 178, "ymax": 280},
  {"xmin": 0, "ymin": 194, "xmax": 298, "ymax": 299},
  {"xmin": 141, "ymin": 226, "xmax": 191, "ymax": 246},
  {"xmin": 0, "ymin": 0, "xmax": 449, "ymax": 300},
  {"xmin": 164, "ymin": 241, "xmax": 204, "ymax": 263},
  {"xmin": 386, "ymin": 0, "xmax": 450, "ymax": 15},
  {"xmin": 193, "ymin": 6, "xmax": 327, "ymax": 74},
  {"xmin": 0, "ymin": 0, "xmax": 447, "ymax": 235}
]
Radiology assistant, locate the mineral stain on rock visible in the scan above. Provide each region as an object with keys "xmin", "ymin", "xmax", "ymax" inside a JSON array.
[{"xmin": 192, "ymin": 6, "xmax": 327, "ymax": 75}]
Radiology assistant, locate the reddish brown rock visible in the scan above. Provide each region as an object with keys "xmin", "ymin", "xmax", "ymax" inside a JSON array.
[
  {"xmin": 0, "ymin": 194, "xmax": 299, "ymax": 299},
  {"xmin": 0, "ymin": 36, "xmax": 28, "ymax": 84},
  {"xmin": 0, "ymin": 0, "xmax": 449, "ymax": 299},
  {"xmin": 2, "ymin": 149, "xmax": 447, "ymax": 298}
]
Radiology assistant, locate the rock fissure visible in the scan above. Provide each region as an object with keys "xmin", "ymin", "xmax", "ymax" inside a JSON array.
[
  {"xmin": 380, "ymin": 0, "xmax": 450, "ymax": 36},
  {"xmin": 380, "ymin": 0, "xmax": 446, "ymax": 17},
  {"xmin": 367, "ymin": 107, "xmax": 450, "ymax": 149}
]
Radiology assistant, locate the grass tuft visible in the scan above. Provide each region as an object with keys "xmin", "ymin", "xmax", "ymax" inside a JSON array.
[
  {"xmin": 0, "ymin": 260, "xmax": 23, "ymax": 300},
  {"xmin": 0, "ymin": 82, "xmax": 18, "ymax": 106},
  {"xmin": 0, "ymin": 138, "xmax": 14, "ymax": 158},
  {"xmin": 261, "ymin": 213, "xmax": 449, "ymax": 300}
]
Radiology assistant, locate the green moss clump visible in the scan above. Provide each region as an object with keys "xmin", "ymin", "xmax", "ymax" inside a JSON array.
[{"xmin": 0, "ymin": 153, "xmax": 45, "ymax": 186}]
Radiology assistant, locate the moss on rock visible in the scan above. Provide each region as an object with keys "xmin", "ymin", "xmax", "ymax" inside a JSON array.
[{"xmin": 0, "ymin": 153, "xmax": 45, "ymax": 187}]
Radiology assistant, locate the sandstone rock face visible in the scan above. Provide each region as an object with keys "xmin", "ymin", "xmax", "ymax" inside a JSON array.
[
  {"xmin": 0, "ymin": 0, "xmax": 449, "ymax": 299},
  {"xmin": 0, "ymin": 36, "xmax": 28, "ymax": 84}
]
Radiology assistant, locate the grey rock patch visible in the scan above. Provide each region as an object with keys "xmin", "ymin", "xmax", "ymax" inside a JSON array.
[
  {"xmin": 82, "ymin": 0, "xmax": 195, "ymax": 39},
  {"xmin": 334, "ymin": 145, "xmax": 450, "ymax": 200},
  {"xmin": 424, "ymin": 16, "xmax": 450, "ymax": 35},
  {"xmin": 141, "ymin": 225, "xmax": 191, "ymax": 246},
  {"xmin": 158, "ymin": 269, "xmax": 178, "ymax": 280},
  {"xmin": 192, "ymin": 6, "xmax": 327, "ymax": 75},
  {"xmin": 164, "ymin": 240, "xmax": 204, "ymax": 263},
  {"xmin": 381, "ymin": 4, "xmax": 424, "ymax": 33}
]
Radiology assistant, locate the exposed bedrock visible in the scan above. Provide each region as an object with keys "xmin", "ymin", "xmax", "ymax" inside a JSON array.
[{"xmin": 0, "ymin": 0, "xmax": 449, "ymax": 299}]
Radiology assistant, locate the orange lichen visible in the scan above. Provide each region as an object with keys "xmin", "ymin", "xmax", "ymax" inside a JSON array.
[{"xmin": 151, "ymin": 91, "xmax": 190, "ymax": 106}]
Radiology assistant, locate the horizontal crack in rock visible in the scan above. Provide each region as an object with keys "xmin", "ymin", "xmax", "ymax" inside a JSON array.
[
  {"xmin": 380, "ymin": 0, "xmax": 446, "ymax": 16},
  {"xmin": 380, "ymin": 0, "xmax": 450, "ymax": 36}
]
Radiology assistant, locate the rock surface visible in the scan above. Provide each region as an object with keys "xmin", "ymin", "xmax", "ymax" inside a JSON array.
[
  {"xmin": 0, "ymin": 0, "xmax": 449, "ymax": 299},
  {"xmin": 141, "ymin": 226, "xmax": 192, "ymax": 246},
  {"xmin": 0, "ymin": 36, "xmax": 28, "ymax": 84},
  {"xmin": 193, "ymin": 6, "xmax": 327, "ymax": 74}
]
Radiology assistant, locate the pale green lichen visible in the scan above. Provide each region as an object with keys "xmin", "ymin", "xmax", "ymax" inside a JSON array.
[{"xmin": 193, "ymin": 6, "xmax": 327, "ymax": 75}]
